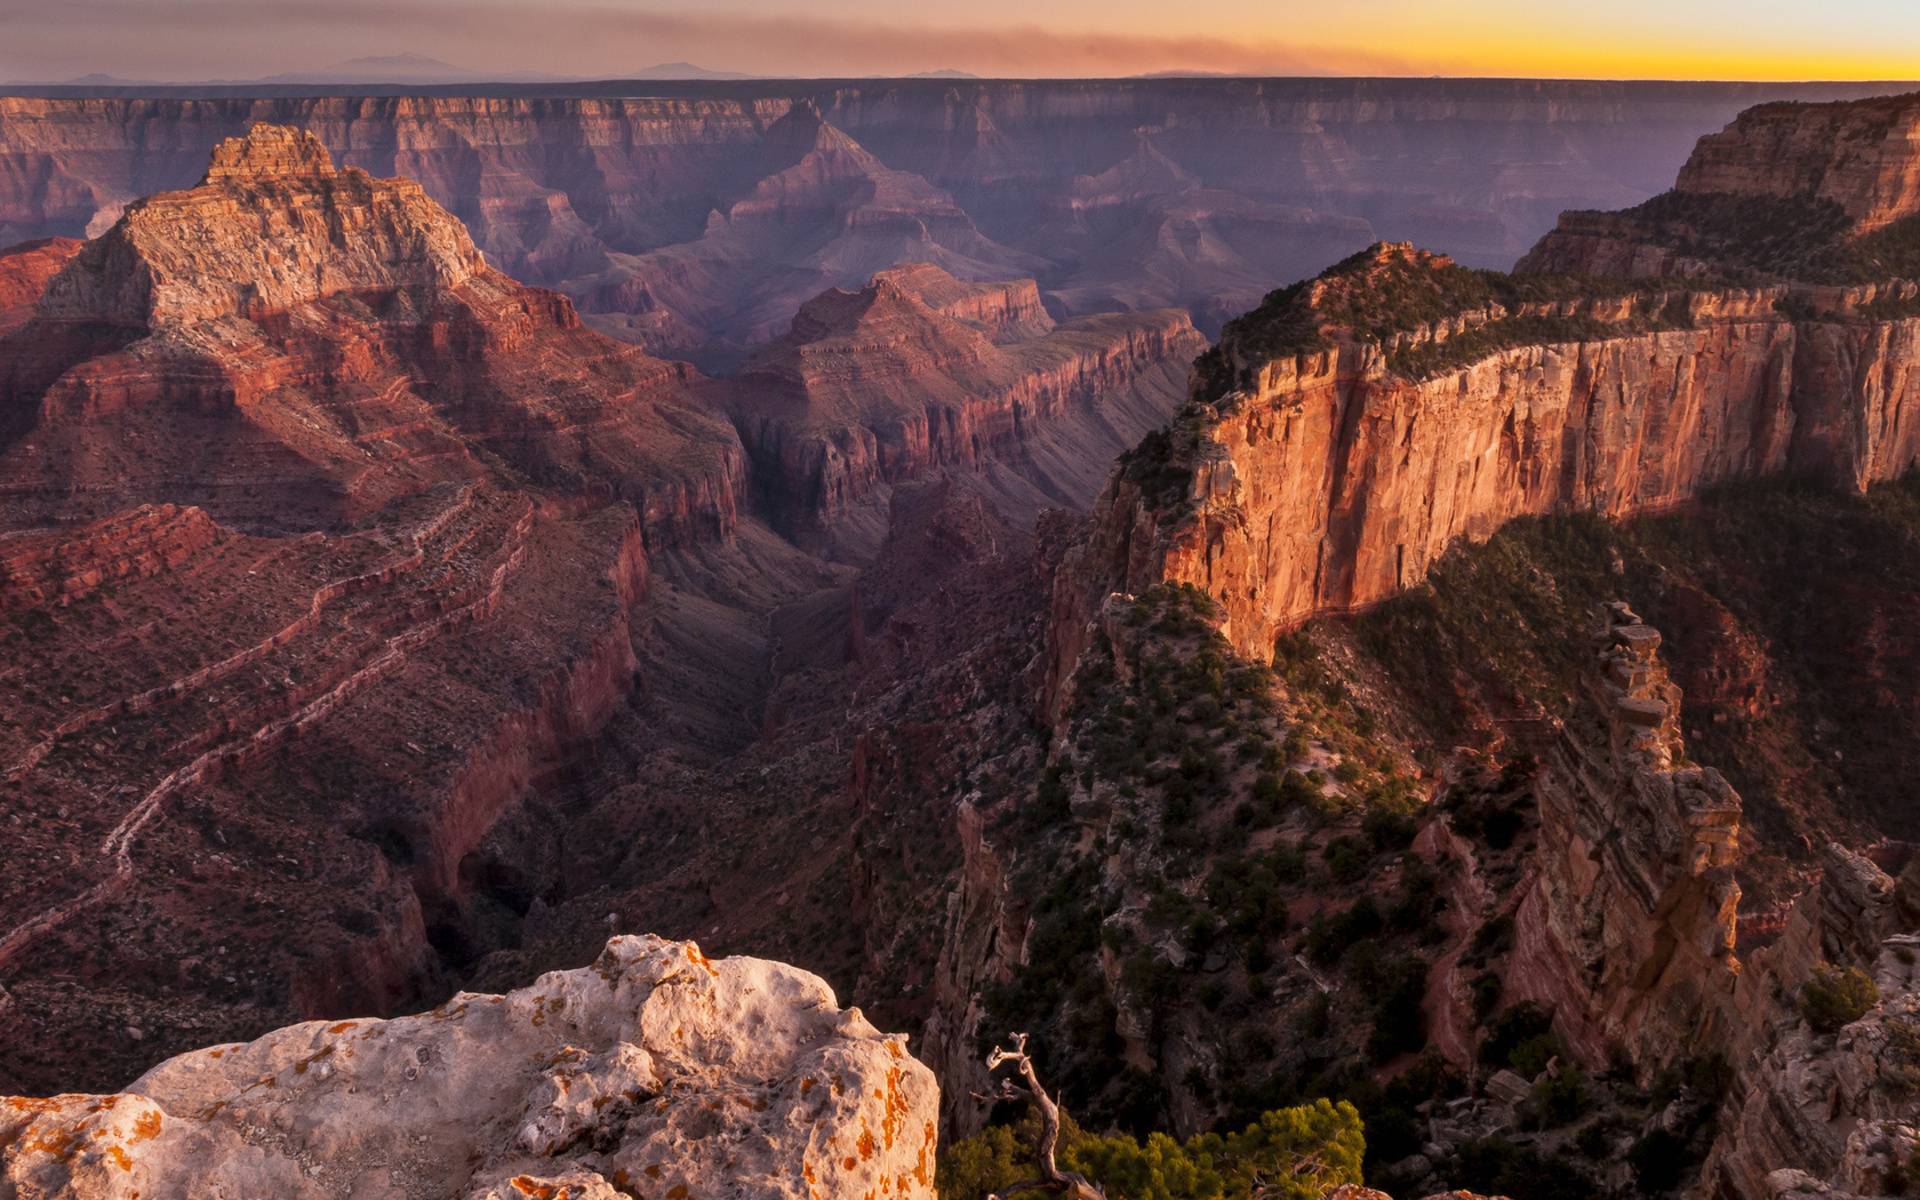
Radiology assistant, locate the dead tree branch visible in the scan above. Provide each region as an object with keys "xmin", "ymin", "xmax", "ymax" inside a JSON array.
[{"xmin": 978, "ymin": 1033, "xmax": 1106, "ymax": 1200}]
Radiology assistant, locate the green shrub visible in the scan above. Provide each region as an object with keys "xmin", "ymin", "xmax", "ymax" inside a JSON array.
[
  {"xmin": 1478, "ymin": 1001, "xmax": 1556, "ymax": 1071},
  {"xmin": 938, "ymin": 1099, "xmax": 1366, "ymax": 1200},
  {"xmin": 1527, "ymin": 1067, "xmax": 1593, "ymax": 1129},
  {"xmin": 1800, "ymin": 963, "xmax": 1879, "ymax": 1035}
]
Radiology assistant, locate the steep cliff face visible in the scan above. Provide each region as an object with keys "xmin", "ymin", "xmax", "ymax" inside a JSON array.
[
  {"xmin": 732, "ymin": 263, "xmax": 1203, "ymax": 535},
  {"xmin": 1701, "ymin": 851, "xmax": 1919, "ymax": 1200},
  {"xmin": 1057, "ymin": 231, "xmax": 1920, "ymax": 691},
  {"xmin": 1506, "ymin": 604, "xmax": 1743, "ymax": 1076},
  {"xmin": 0, "ymin": 236, "xmax": 81, "ymax": 332},
  {"xmin": 0, "ymin": 935, "xmax": 938, "ymax": 1200},
  {"xmin": 1522, "ymin": 91, "xmax": 1920, "ymax": 282},
  {"xmin": 1672, "ymin": 94, "xmax": 1920, "ymax": 235}
]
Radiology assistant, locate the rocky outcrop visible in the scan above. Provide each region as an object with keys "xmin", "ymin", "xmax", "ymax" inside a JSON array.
[
  {"xmin": 1055, "ymin": 116, "xmax": 1920, "ymax": 676},
  {"xmin": 0, "ymin": 236, "xmax": 81, "ymax": 333},
  {"xmin": 731, "ymin": 263, "xmax": 1202, "ymax": 534},
  {"xmin": 0, "ymin": 935, "xmax": 938, "ymax": 1200},
  {"xmin": 1672, "ymin": 93, "xmax": 1920, "ymax": 235},
  {"xmin": 869, "ymin": 264, "xmax": 1056, "ymax": 344},
  {"xmin": 39, "ymin": 125, "xmax": 484, "ymax": 328},
  {"xmin": 1705, "ymin": 925, "xmax": 1919, "ymax": 1200},
  {"xmin": 1052, "ymin": 257, "xmax": 1840, "ymax": 676},
  {"xmin": 1506, "ymin": 603, "xmax": 1743, "ymax": 1075},
  {"xmin": 1521, "ymin": 91, "xmax": 1920, "ymax": 279},
  {"xmin": 0, "ymin": 125, "xmax": 746, "ymax": 536}
]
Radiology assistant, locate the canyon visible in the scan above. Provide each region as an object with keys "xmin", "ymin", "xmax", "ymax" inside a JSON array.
[
  {"xmin": 4, "ymin": 82, "xmax": 1920, "ymax": 1200},
  {"xmin": 0, "ymin": 79, "xmax": 1910, "ymax": 369},
  {"xmin": 0, "ymin": 125, "xmax": 1197, "ymax": 1101}
]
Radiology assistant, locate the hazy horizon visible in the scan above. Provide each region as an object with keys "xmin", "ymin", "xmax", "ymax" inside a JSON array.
[{"xmin": 3, "ymin": 0, "xmax": 1918, "ymax": 85}]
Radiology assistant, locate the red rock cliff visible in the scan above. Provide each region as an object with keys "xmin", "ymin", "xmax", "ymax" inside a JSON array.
[{"xmin": 1053, "ymin": 239, "xmax": 1920, "ymax": 705}]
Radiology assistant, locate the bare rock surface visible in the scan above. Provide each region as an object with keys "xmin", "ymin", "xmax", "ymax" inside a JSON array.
[
  {"xmin": 1673, "ymin": 93, "xmax": 1920, "ymax": 234},
  {"xmin": 0, "ymin": 935, "xmax": 938, "ymax": 1200},
  {"xmin": 1508, "ymin": 603, "xmax": 1743, "ymax": 1074},
  {"xmin": 40, "ymin": 126, "xmax": 485, "ymax": 329}
]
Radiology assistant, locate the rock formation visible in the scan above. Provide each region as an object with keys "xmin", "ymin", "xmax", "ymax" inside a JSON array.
[
  {"xmin": 731, "ymin": 263, "xmax": 1202, "ymax": 535},
  {"xmin": 41, "ymin": 125, "xmax": 484, "ymax": 328},
  {"xmin": 1702, "ymin": 875, "xmax": 1920, "ymax": 1200},
  {"xmin": 1052, "ymin": 91, "xmax": 1920, "ymax": 684},
  {"xmin": 581, "ymin": 101, "xmax": 1042, "ymax": 360},
  {"xmin": 0, "ymin": 236, "xmax": 80, "ymax": 333},
  {"xmin": 0, "ymin": 124, "xmax": 746, "ymax": 536},
  {"xmin": 0, "ymin": 80, "xmax": 1902, "ymax": 359},
  {"xmin": 1522, "ymin": 91, "xmax": 1920, "ymax": 279},
  {"xmin": 0, "ymin": 935, "xmax": 938, "ymax": 1200},
  {"xmin": 1506, "ymin": 603, "xmax": 1743, "ymax": 1074}
]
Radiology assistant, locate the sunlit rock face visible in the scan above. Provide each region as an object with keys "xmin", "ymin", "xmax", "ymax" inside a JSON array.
[
  {"xmin": 0, "ymin": 125, "xmax": 747, "ymax": 534},
  {"xmin": 0, "ymin": 935, "xmax": 939, "ymax": 1200}
]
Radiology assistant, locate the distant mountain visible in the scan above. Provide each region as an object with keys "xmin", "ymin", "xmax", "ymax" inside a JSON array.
[
  {"xmin": 903, "ymin": 69, "xmax": 982, "ymax": 80},
  {"xmin": 626, "ymin": 62, "xmax": 759, "ymax": 81}
]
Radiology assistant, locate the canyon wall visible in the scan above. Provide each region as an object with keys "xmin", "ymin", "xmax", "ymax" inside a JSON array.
[
  {"xmin": 1, "ymin": 80, "xmax": 1909, "ymax": 355},
  {"xmin": 1506, "ymin": 603, "xmax": 1743, "ymax": 1076},
  {"xmin": 731, "ymin": 265, "xmax": 1204, "ymax": 533},
  {"xmin": 1672, "ymin": 93, "xmax": 1920, "ymax": 233},
  {"xmin": 1056, "ymin": 279, "xmax": 1920, "ymax": 690}
]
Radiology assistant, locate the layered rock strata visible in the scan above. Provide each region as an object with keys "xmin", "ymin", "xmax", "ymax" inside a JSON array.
[
  {"xmin": 1703, "ymin": 863, "xmax": 1919, "ymax": 1200},
  {"xmin": 0, "ymin": 935, "xmax": 938, "ymax": 1200},
  {"xmin": 0, "ymin": 80, "xmax": 1903, "ymax": 353},
  {"xmin": 0, "ymin": 125, "xmax": 747, "ymax": 537},
  {"xmin": 1054, "ymin": 90, "xmax": 1920, "ymax": 681},
  {"xmin": 1506, "ymin": 603, "xmax": 1743, "ymax": 1075},
  {"xmin": 732, "ymin": 263, "xmax": 1202, "ymax": 533}
]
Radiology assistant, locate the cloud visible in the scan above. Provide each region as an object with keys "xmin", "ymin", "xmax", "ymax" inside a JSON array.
[{"xmin": 0, "ymin": 0, "xmax": 1419, "ymax": 82}]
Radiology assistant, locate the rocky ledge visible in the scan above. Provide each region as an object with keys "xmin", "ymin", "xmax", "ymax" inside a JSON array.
[{"xmin": 0, "ymin": 935, "xmax": 937, "ymax": 1200}]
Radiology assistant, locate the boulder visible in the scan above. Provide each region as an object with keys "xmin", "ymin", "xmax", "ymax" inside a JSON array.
[{"xmin": 0, "ymin": 935, "xmax": 938, "ymax": 1200}]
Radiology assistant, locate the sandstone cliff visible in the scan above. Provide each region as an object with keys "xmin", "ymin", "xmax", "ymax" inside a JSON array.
[
  {"xmin": 1670, "ymin": 93, "xmax": 1920, "ymax": 234},
  {"xmin": 1521, "ymin": 91, "xmax": 1920, "ymax": 281},
  {"xmin": 0, "ymin": 236, "xmax": 80, "ymax": 333},
  {"xmin": 1506, "ymin": 603, "xmax": 1743, "ymax": 1075},
  {"xmin": 0, "ymin": 935, "xmax": 938, "ymax": 1200},
  {"xmin": 1054, "ymin": 227, "xmax": 1920, "ymax": 695}
]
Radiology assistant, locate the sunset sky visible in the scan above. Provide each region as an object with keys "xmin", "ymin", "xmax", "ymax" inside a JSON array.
[{"xmin": 3, "ymin": 0, "xmax": 1917, "ymax": 83}]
